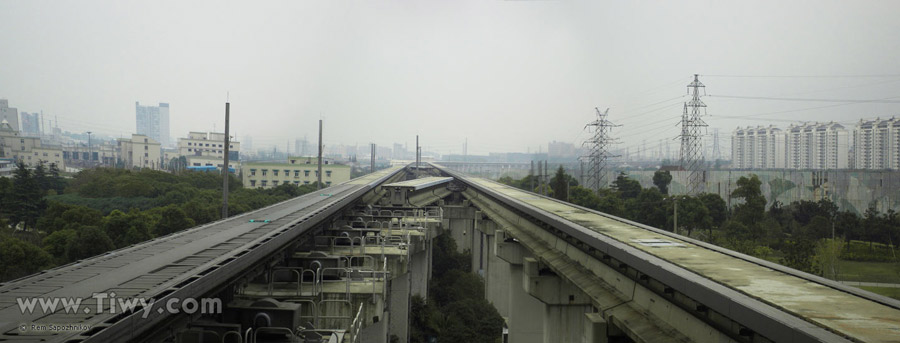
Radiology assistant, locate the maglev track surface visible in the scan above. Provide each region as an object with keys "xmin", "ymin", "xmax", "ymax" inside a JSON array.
[
  {"xmin": 0, "ymin": 166, "xmax": 404, "ymax": 343},
  {"xmin": 435, "ymin": 164, "xmax": 900, "ymax": 343}
]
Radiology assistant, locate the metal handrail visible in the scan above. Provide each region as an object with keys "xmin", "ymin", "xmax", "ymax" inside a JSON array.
[
  {"xmin": 253, "ymin": 327, "xmax": 294, "ymax": 343},
  {"xmin": 349, "ymin": 303, "xmax": 365, "ymax": 343},
  {"xmin": 317, "ymin": 299, "xmax": 354, "ymax": 329},
  {"xmin": 268, "ymin": 267, "xmax": 301, "ymax": 296},
  {"xmin": 222, "ymin": 330, "xmax": 242, "ymax": 343}
]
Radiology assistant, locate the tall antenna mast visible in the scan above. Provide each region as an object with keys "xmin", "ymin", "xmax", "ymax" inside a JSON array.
[
  {"xmin": 680, "ymin": 74, "xmax": 708, "ymax": 195},
  {"xmin": 581, "ymin": 107, "xmax": 620, "ymax": 192}
]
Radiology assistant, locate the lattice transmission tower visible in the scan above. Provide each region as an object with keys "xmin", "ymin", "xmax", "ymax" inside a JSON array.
[
  {"xmin": 582, "ymin": 107, "xmax": 620, "ymax": 192},
  {"xmin": 679, "ymin": 74, "xmax": 708, "ymax": 195}
]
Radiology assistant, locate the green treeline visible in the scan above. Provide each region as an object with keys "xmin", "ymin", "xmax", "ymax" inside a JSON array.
[
  {"xmin": 0, "ymin": 162, "xmax": 319, "ymax": 281},
  {"xmin": 499, "ymin": 166, "xmax": 900, "ymax": 276},
  {"xmin": 409, "ymin": 234, "xmax": 504, "ymax": 343}
]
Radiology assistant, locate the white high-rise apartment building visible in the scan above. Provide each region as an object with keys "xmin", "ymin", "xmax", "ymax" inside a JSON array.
[
  {"xmin": 853, "ymin": 117, "xmax": 900, "ymax": 170},
  {"xmin": 785, "ymin": 122, "xmax": 848, "ymax": 170},
  {"xmin": 732, "ymin": 122, "xmax": 847, "ymax": 170},
  {"xmin": 731, "ymin": 126, "xmax": 785, "ymax": 169},
  {"xmin": 135, "ymin": 102, "xmax": 170, "ymax": 147}
]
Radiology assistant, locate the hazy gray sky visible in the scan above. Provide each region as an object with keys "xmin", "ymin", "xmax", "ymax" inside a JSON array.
[{"xmin": 2, "ymin": 0, "xmax": 899, "ymax": 156}]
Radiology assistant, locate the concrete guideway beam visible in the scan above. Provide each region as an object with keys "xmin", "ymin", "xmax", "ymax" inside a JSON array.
[
  {"xmin": 438, "ymin": 163, "xmax": 900, "ymax": 343},
  {"xmin": 465, "ymin": 189, "xmax": 725, "ymax": 343}
]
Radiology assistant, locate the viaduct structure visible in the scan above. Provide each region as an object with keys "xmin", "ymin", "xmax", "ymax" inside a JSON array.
[{"xmin": 1, "ymin": 164, "xmax": 898, "ymax": 342}]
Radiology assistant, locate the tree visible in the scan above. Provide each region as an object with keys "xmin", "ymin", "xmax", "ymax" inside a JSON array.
[
  {"xmin": 0, "ymin": 234, "xmax": 52, "ymax": 281},
  {"xmin": 652, "ymin": 170, "xmax": 673, "ymax": 195},
  {"xmin": 569, "ymin": 186, "xmax": 600, "ymax": 210},
  {"xmin": 671, "ymin": 195, "xmax": 710, "ymax": 236},
  {"xmin": 33, "ymin": 161, "xmax": 50, "ymax": 194},
  {"xmin": 0, "ymin": 177, "xmax": 11, "ymax": 221},
  {"xmin": 731, "ymin": 175, "xmax": 765, "ymax": 227},
  {"xmin": 595, "ymin": 188, "xmax": 625, "ymax": 216},
  {"xmin": 155, "ymin": 205, "xmax": 196, "ymax": 236},
  {"xmin": 43, "ymin": 229, "xmax": 77, "ymax": 264},
  {"xmin": 698, "ymin": 193, "xmax": 727, "ymax": 229},
  {"xmin": 612, "ymin": 172, "xmax": 641, "ymax": 199},
  {"xmin": 781, "ymin": 238, "xmax": 821, "ymax": 275},
  {"xmin": 102, "ymin": 209, "xmax": 154, "ymax": 248},
  {"xmin": 9, "ymin": 161, "xmax": 44, "ymax": 230},
  {"xmin": 550, "ymin": 165, "xmax": 570, "ymax": 201},
  {"xmin": 66, "ymin": 226, "xmax": 115, "ymax": 260},
  {"xmin": 37, "ymin": 202, "xmax": 103, "ymax": 233},
  {"xmin": 790, "ymin": 199, "xmax": 838, "ymax": 227},
  {"xmin": 626, "ymin": 188, "xmax": 667, "ymax": 229},
  {"xmin": 814, "ymin": 238, "xmax": 845, "ymax": 280},
  {"xmin": 47, "ymin": 163, "xmax": 65, "ymax": 194}
]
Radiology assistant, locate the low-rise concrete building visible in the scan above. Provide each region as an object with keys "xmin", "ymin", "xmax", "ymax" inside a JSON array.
[
  {"xmin": 242, "ymin": 156, "xmax": 351, "ymax": 189},
  {"xmin": 63, "ymin": 141, "xmax": 119, "ymax": 168},
  {"xmin": 177, "ymin": 131, "xmax": 240, "ymax": 170},
  {"xmin": 117, "ymin": 134, "xmax": 162, "ymax": 170},
  {"xmin": 0, "ymin": 119, "xmax": 65, "ymax": 169}
]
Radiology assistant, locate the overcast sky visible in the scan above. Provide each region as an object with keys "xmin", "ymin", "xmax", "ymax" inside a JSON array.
[{"xmin": 2, "ymin": 0, "xmax": 899, "ymax": 156}]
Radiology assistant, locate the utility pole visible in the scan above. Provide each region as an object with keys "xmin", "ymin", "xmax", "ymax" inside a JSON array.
[
  {"xmin": 222, "ymin": 102, "xmax": 230, "ymax": 219},
  {"xmin": 712, "ymin": 128, "xmax": 721, "ymax": 162},
  {"xmin": 530, "ymin": 160, "xmax": 535, "ymax": 192},
  {"xmin": 581, "ymin": 108, "xmax": 620, "ymax": 193},
  {"xmin": 317, "ymin": 119, "xmax": 323, "ymax": 190},
  {"xmin": 673, "ymin": 198, "xmax": 678, "ymax": 234},
  {"xmin": 831, "ymin": 219, "xmax": 836, "ymax": 279},
  {"xmin": 537, "ymin": 161, "xmax": 542, "ymax": 195},
  {"xmin": 680, "ymin": 74, "xmax": 708, "ymax": 195},
  {"xmin": 579, "ymin": 160, "xmax": 584, "ymax": 186},
  {"xmin": 86, "ymin": 131, "xmax": 92, "ymax": 167},
  {"xmin": 464, "ymin": 137, "xmax": 467, "ymax": 162},
  {"xmin": 544, "ymin": 160, "xmax": 549, "ymax": 196}
]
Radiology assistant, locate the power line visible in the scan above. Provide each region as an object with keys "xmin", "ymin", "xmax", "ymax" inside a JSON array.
[
  {"xmin": 708, "ymin": 94, "xmax": 900, "ymax": 121},
  {"xmin": 702, "ymin": 74, "xmax": 900, "ymax": 78},
  {"xmin": 708, "ymin": 94, "xmax": 900, "ymax": 104}
]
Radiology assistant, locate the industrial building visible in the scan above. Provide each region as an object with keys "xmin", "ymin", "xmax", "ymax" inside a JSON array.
[{"xmin": 241, "ymin": 156, "xmax": 351, "ymax": 189}]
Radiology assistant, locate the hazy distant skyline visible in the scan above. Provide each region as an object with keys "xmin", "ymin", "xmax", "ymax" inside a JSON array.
[{"xmin": 2, "ymin": 0, "xmax": 899, "ymax": 156}]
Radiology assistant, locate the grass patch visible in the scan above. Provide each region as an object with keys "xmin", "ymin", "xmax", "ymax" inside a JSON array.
[
  {"xmin": 835, "ymin": 260, "xmax": 900, "ymax": 284},
  {"xmin": 858, "ymin": 286, "xmax": 900, "ymax": 301},
  {"xmin": 840, "ymin": 240, "xmax": 899, "ymax": 262}
]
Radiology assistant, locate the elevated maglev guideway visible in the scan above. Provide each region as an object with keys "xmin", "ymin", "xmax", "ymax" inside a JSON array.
[
  {"xmin": 433, "ymin": 163, "xmax": 900, "ymax": 343},
  {"xmin": 0, "ymin": 166, "xmax": 405, "ymax": 343}
]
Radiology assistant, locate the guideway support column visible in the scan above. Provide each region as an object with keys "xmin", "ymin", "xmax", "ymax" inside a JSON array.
[
  {"xmin": 523, "ymin": 257, "xmax": 593, "ymax": 343},
  {"xmin": 496, "ymin": 232, "xmax": 544, "ymax": 343}
]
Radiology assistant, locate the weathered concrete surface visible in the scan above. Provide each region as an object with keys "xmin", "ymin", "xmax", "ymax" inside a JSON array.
[{"xmin": 468, "ymin": 177, "xmax": 900, "ymax": 343}]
